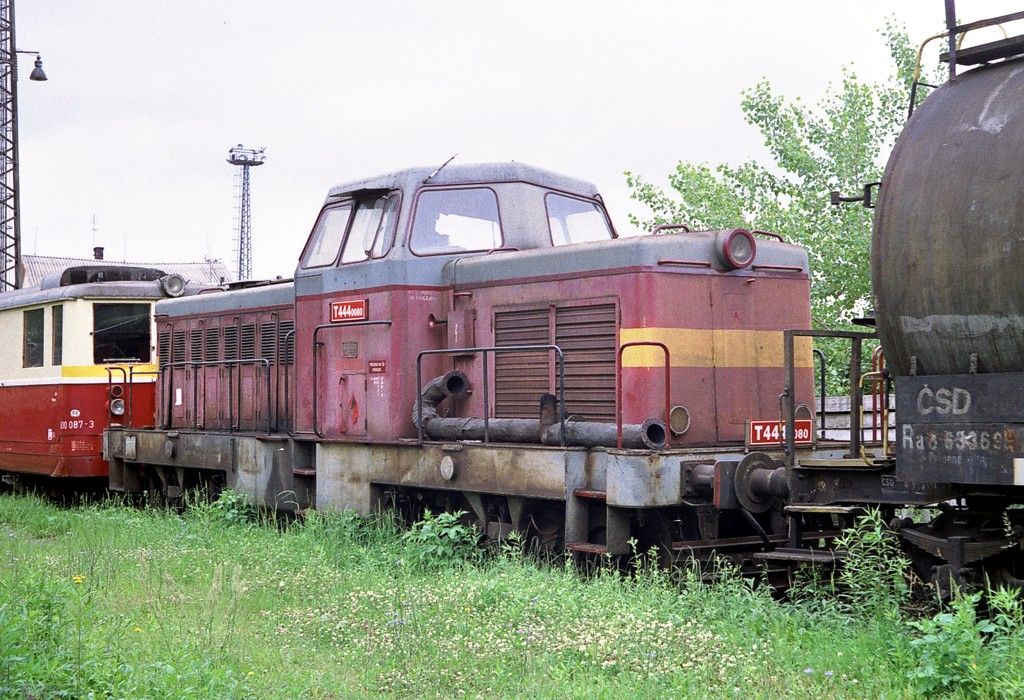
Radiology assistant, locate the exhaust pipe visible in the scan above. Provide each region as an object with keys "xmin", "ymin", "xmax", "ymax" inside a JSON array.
[
  {"xmin": 542, "ymin": 417, "xmax": 667, "ymax": 451},
  {"xmin": 413, "ymin": 370, "xmax": 469, "ymax": 428},
  {"xmin": 415, "ymin": 376, "xmax": 669, "ymax": 450}
]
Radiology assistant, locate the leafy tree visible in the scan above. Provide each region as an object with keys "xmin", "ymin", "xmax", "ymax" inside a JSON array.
[{"xmin": 626, "ymin": 21, "xmax": 923, "ymax": 334}]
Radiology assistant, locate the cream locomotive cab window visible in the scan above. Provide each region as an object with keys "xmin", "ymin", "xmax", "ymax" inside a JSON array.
[
  {"xmin": 51, "ymin": 305, "xmax": 63, "ymax": 366},
  {"xmin": 22, "ymin": 308, "xmax": 43, "ymax": 368},
  {"xmin": 93, "ymin": 303, "xmax": 151, "ymax": 363}
]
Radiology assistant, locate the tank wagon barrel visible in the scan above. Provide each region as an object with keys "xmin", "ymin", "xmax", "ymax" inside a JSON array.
[{"xmin": 785, "ymin": 3, "xmax": 1024, "ymax": 594}]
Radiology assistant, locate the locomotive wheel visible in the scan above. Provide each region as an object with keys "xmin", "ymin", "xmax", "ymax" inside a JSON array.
[{"xmin": 632, "ymin": 510, "xmax": 674, "ymax": 569}]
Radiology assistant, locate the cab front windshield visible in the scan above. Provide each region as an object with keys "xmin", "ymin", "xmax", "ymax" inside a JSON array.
[
  {"xmin": 93, "ymin": 303, "xmax": 151, "ymax": 363},
  {"xmin": 302, "ymin": 193, "xmax": 399, "ymax": 268}
]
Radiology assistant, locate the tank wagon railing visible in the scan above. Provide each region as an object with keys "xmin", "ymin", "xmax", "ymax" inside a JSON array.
[
  {"xmin": 415, "ymin": 345, "xmax": 567, "ymax": 445},
  {"xmin": 311, "ymin": 320, "xmax": 393, "ymax": 438},
  {"xmin": 616, "ymin": 342, "xmax": 671, "ymax": 449},
  {"xmin": 782, "ymin": 329, "xmax": 877, "ymax": 466},
  {"xmin": 159, "ymin": 359, "xmax": 272, "ymax": 433},
  {"xmin": 908, "ymin": 7, "xmax": 1024, "ymax": 117},
  {"xmin": 812, "ymin": 348, "xmax": 827, "ymax": 439}
]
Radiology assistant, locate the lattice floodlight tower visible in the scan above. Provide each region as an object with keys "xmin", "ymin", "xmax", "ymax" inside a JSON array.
[
  {"xmin": 0, "ymin": 0, "xmax": 46, "ymax": 292},
  {"xmin": 226, "ymin": 144, "xmax": 265, "ymax": 281}
]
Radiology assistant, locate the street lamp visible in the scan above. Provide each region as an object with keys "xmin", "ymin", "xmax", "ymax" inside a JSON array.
[
  {"xmin": 27, "ymin": 53, "xmax": 46, "ymax": 82},
  {"xmin": 0, "ymin": 0, "xmax": 48, "ymax": 291}
]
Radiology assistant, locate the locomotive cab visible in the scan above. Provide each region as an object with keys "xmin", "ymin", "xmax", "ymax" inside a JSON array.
[{"xmin": 287, "ymin": 162, "xmax": 815, "ymax": 446}]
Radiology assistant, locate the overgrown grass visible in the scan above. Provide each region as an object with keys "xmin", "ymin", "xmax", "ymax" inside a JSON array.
[{"xmin": 0, "ymin": 493, "xmax": 1021, "ymax": 698}]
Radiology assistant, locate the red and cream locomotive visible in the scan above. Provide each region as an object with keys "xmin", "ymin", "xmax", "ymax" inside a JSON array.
[{"xmin": 0, "ymin": 265, "xmax": 185, "ymax": 484}]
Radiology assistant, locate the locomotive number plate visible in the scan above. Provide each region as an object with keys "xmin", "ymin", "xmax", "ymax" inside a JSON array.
[
  {"xmin": 746, "ymin": 419, "xmax": 813, "ymax": 448},
  {"xmin": 330, "ymin": 298, "xmax": 368, "ymax": 323}
]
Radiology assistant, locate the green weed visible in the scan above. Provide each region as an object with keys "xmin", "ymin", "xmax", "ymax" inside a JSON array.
[
  {"xmin": 401, "ymin": 509, "xmax": 481, "ymax": 568},
  {"xmin": 3, "ymin": 492, "xmax": 1023, "ymax": 698}
]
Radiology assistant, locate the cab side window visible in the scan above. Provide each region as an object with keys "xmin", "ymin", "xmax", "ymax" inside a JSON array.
[
  {"xmin": 546, "ymin": 193, "xmax": 613, "ymax": 246},
  {"xmin": 22, "ymin": 308, "xmax": 43, "ymax": 368},
  {"xmin": 410, "ymin": 188, "xmax": 502, "ymax": 255},
  {"xmin": 93, "ymin": 303, "xmax": 151, "ymax": 363},
  {"xmin": 52, "ymin": 305, "xmax": 63, "ymax": 366},
  {"xmin": 302, "ymin": 194, "xmax": 398, "ymax": 268}
]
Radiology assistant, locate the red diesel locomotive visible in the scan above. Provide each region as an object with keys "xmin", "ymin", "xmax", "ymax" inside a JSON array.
[{"xmin": 103, "ymin": 162, "xmax": 821, "ymax": 560}]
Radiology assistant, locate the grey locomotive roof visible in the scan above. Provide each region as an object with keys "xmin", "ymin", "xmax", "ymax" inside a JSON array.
[
  {"xmin": 444, "ymin": 231, "xmax": 810, "ymax": 286},
  {"xmin": 0, "ymin": 280, "xmax": 168, "ymax": 312},
  {"xmin": 156, "ymin": 279, "xmax": 295, "ymax": 317},
  {"xmin": 22, "ymin": 255, "xmax": 232, "ymax": 288},
  {"xmin": 326, "ymin": 162, "xmax": 601, "ymax": 200}
]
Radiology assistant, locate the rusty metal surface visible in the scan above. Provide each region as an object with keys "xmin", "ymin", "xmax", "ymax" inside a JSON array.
[
  {"xmin": 873, "ymin": 57, "xmax": 1024, "ymax": 376},
  {"xmin": 605, "ymin": 452, "xmax": 682, "ymax": 507},
  {"xmin": 895, "ymin": 372, "xmax": 1024, "ymax": 485}
]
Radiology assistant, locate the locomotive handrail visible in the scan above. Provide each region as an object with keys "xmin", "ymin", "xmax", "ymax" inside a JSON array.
[
  {"xmin": 869, "ymin": 346, "xmax": 886, "ymax": 445},
  {"xmin": 782, "ymin": 329, "xmax": 876, "ymax": 467},
  {"xmin": 104, "ymin": 366, "xmax": 127, "ymax": 385},
  {"xmin": 657, "ymin": 259, "xmax": 711, "ymax": 268},
  {"xmin": 104, "ymin": 367, "xmax": 128, "ymax": 429},
  {"xmin": 160, "ymin": 358, "xmax": 271, "ymax": 433},
  {"xmin": 616, "ymin": 342, "xmax": 671, "ymax": 450},
  {"xmin": 651, "ymin": 224, "xmax": 691, "ymax": 234},
  {"xmin": 311, "ymin": 320, "xmax": 393, "ymax": 438},
  {"xmin": 414, "ymin": 344, "xmax": 566, "ymax": 445},
  {"xmin": 283, "ymin": 328, "xmax": 295, "ymax": 437},
  {"xmin": 751, "ymin": 264, "xmax": 803, "ymax": 273},
  {"xmin": 750, "ymin": 229, "xmax": 784, "ymax": 242},
  {"xmin": 859, "ymin": 371, "xmax": 887, "ymax": 465}
]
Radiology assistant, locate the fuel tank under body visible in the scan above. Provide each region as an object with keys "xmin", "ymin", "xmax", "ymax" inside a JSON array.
[{"xmin": 872, "ymin": 57, "xmax": 1024, "ymax": 376}]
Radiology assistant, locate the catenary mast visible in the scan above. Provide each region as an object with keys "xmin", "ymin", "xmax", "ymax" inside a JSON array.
[{"xmin": 0, "ymin": 0, "xmax": 46, "ymax": 291}]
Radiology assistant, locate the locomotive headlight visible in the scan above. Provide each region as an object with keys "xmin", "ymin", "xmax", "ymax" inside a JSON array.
[
  {"xmin": 110, "ymin": 398, "xmax": 126, "ymax": 416},
  {"xmin": 716, "ymin": 228, "xmax": 756, "ymax": 270},
  {"xmin": 159, "ymin": 273, "xmax": 187, "ymax": 297}
]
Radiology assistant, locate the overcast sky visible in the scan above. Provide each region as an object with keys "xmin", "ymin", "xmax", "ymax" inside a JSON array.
[{"xmin": 12, "ymin": 1, "xmax": 1023, "ymax": 280}]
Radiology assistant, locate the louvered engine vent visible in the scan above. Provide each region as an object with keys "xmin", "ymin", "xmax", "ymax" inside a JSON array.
[{"xmin": 494, "ymin": 302, "xmax": 616, "ymax": 422}]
